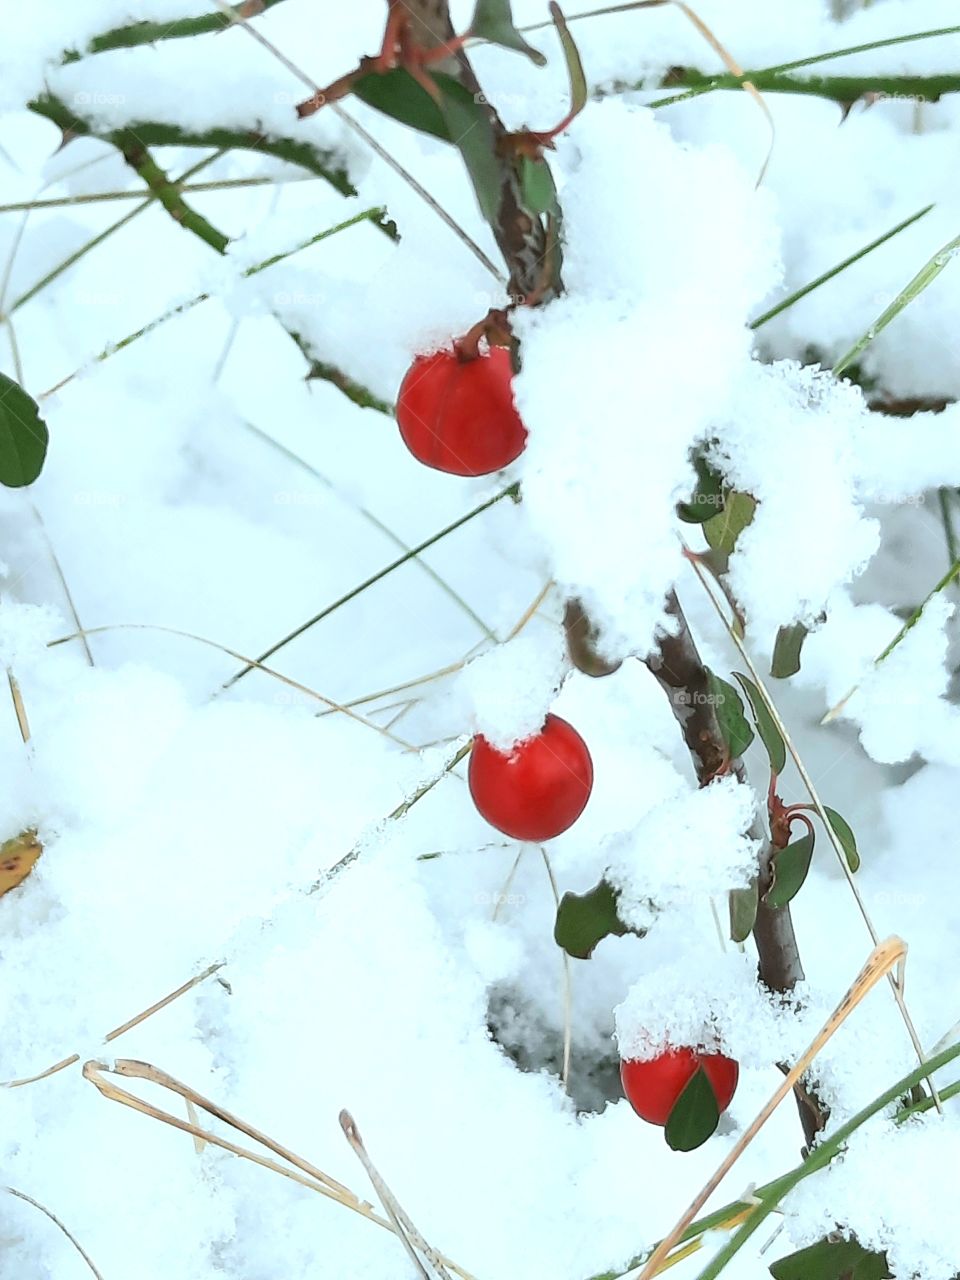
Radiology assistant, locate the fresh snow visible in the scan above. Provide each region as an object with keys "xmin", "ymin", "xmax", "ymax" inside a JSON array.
[{"xmin": 1, "ymin": 1, "xmax": 960, "ymax": 1278}]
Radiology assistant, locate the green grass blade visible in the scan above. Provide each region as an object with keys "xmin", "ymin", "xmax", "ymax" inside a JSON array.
[
  {"xmin": 750, "ymin": 206, "xmax": 933, "ymax": 331},
  {"xmin": 833, "ymin": 229, "xmax": 960, "ymax": 376}
]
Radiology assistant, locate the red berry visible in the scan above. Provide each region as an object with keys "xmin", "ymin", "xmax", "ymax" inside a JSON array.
[
  {"xmin": 468, "ymin": 713, "xmax": 593, "ymax": 842},
  {"xmin": 396, "ymin": 346, "xmax": 527, "ymax": 476},
  {"xmin": 620, "ymin": 1048, "xmax": 739, "ymax": 1127}
]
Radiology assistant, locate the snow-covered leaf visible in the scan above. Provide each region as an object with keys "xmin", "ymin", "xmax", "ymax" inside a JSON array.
[{"xmin": 554, "ymin": 879, "xmax": 640, "ymax": 958}]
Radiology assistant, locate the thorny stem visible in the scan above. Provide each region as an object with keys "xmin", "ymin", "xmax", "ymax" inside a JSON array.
[{"xmin": 113, "ymin": 132, "xmax": 229, "ymax": 253}]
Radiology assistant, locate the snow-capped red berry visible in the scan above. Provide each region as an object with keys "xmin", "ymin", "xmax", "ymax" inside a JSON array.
[
  {"xmin": 620, "ymin": 1047, "xmax": 739, "ymax": 1127},
  {"xmin": 468, "ymin": 713, "xmax": 593, "ymax": 842},
  {"xmin": 396, "ymin": 345, "xmax": 527, "ymax": 476}
]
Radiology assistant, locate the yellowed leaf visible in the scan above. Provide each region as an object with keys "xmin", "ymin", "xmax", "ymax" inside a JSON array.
[{"xmin": 0, "ymin": 829, "xmax": 42, "ymax": 897}]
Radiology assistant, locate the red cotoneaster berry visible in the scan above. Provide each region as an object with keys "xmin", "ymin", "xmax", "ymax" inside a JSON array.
[
  {"xmin": 396, "ymin": 346, "xmax": 527, "ymax": 476},
  {"xmin": 468, "ymin": 714, "xmax": 593, "ymax": 842},
  {"xmin": 620, "ymin": 1048, "xmax": 739, "ymax": 1127}
]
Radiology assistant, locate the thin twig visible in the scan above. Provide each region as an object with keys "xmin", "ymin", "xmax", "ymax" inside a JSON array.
[
  {"xmin": 341, "ymin": 1111, "xmax": 457, "ymax": 1280},
  {"xmin": 3, "ymin": 963, "xmax": 223, "ymax": 1089},
  {"xmin": 4, "ymin": 1187, "xmax": 104, "ymax": 1279},
  {"xmin": 220, "ymin": 485, "xmax": 519, "ymax": 689}
]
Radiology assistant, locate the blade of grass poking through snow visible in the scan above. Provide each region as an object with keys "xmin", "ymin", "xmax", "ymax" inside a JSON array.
[
  {"xmin": 82, "ymin": 1060, "xmax": 475, "ymax": 1280},
  {"xmin": 5, "ymin": 733, "xmax": 472, "ymax": 1090},
  {"xmin": 662, "ymin": 1, "xmax": 775, "ymax": 184},
  {"xmin": 692, "ymin": 1032, "xmax": 960, "ymax": 1280},
  {"xmin": 638, "ymin": 938, "xmax": 908, "ymax": 1279},
  {"xmin": 37, "ymin": 207, "xmax": 382, "ymax": 401},
  {"xmin": 240, "ymin": 421, "xmax": 496, "ymax": 640},
  {"xmin": 48, "ymin": 624, "xmax": 417, "ymax": 747},
  {"xmin": 221, "ymin": 485, "xmax": 519, "ymax": 688},
  {"xmin": 341, "ymin": 1111, "xmax": 455, "ymax": 1279},
  {"xmin": 2, "ymin": 963, "xmax": 223, "ymax": 1088},
  {"xmin": 749, "ymin": 205, "xmax": 934, "ymax": 330},
  {"xmin": 822, "ymin": 555, "xmax": 960, "ymax": 723},
  {"xmin": 0, "ymin": 174, "xmax": 315, "ymax": 215},
  {"xmin": 681, "ymin": 537, "xmax": 943, "ymax": 1108},
  {"xmin": 834, "ymin": 229, "xmax": 960, "ymax": 376},
  {"xmin": 4, "ymin": 1188, "xmax": 103, "ymax": 1279}
]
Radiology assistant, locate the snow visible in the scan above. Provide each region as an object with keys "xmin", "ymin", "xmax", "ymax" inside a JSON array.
[{"xmin": 1, "ymin": 1, "xmax": 960, "ymax": 1278}]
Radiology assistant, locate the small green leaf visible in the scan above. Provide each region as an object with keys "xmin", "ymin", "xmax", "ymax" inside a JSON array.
[
  {"xmin": 770, "ymin": 1235, "xmax": 892, "ymax": 1280},
  {"xmin": 664, "ymin": 1066, "xmax": 721, "ymax": 1152},
  {"xmin": 766, "ymin": 832, "xmax": 815, "ymax": 909},
  {"xmin": 706, "ymin": 669, "xmax": 754, "ymax": 759},
  {"xmin": 729, "ymin": 879, "xmax": 758, "ymax": 943},
  {"xmin": 519, "ymin": 155, "xmax": 557, "ymax": 216},
  {"xmin": 550, "ymin": 2, "xmax": 588, "ymax": 120},
  {"xmin": 823, "ymin": 806, "xmax": 860, "ymax": 873},
  {"xmin": 771, "ymin": 622, "xmax": 808, "ymax": 678},
  {"xmin": 733, "ymin": 672, "xmax": 786, "ymax": 776},
  {"xmin": 435, "ymin": 75, "xmax": 503, "ymax": 224},
  {"xmin": 704, "ymin": 490, "xmax": 756, "ymax": 558},
  {"xmin": 554, "ymin": 879, "xmax": 641, "ymax": 959},
  {"xmin": 678, "ymin": 452, "xmax": 724, "ymax": 524},
  {"xmin": 0, "ymin": 372, "xmax": 48, "ymax": 487},
  {"xmin": 352, "ymin": 68, "xmax": 450, "ymax": 140},
  {"xmin": 470, "ymin": 0, "xmax": 547, "ymax": 65}
]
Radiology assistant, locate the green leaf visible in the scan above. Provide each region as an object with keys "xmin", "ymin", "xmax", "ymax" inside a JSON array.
[
  {"xmin": 470, "ymin": 0, "xmax": 547, "ymax": 65},
  {"xmin": 435, "ymin": 75, "xmax": 503, "ymax": 224},
  {"xmin": 664, "ymin": 1066, "xmax": 721, "ymax": 1152},
  {"xmin": 823, "ymin": 806, "xmax": 860, "ymax": 873},
  {"xmin": 729, "ymin": 879, "xmax": 758, "ymax": 943},
  {"xmin": 766, "ymin": 833, "xmax": 815, "ymax": 909},
  {"xmin": 352, "ymin": 69, "xmax": 450, "ymax": 141},
  {"xmin": 519, "ymin": 155, "xmax": 557, "ymax": 216},
  {"xmin": 706, "ymin": 670, "xmax": 754, "ymax": 759},
  {"xmin": 554, "ymin": 879, "xmax": 641, "ymax": 959},
  {"xmin": 704, "ymin": 490, "xmax": 756, "ymax": 558},
  {"xmin": 677, "ymin": 452, "xmax": 724, "ymax": 524},
  {"xmin": 550, "ymin": 2, "xmax": 588, "ymax": 121},
  {"xmin": 770, "ymin": 1235, "xmax": 892, "ymax": 1280},
  {"xmin": 0, "ymin": 372, "xmax": 48, "ymax": 487},
  {"xmin": 771, "ymin": 622, "xmax": 808, "ymax": 678},
  {"xmin": 732, "ymin": 672, "xmax": 786, "ymax": 776}
]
